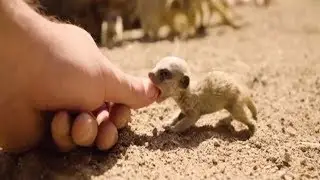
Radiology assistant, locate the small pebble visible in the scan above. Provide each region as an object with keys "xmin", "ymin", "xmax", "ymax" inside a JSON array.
[
  {"xmin": 308, "ymin": 166, "xmax": 315, "ymax": 170},
  {"xmin": 212, "ymin": 159, "xmax": 218, "ymax": 165},
  {"xmin": 286, "ymin": 127, "xmax": 297, "ymax": 137},
  {"xmin": 315, "ymin": 126, "xmax": 320, "ymax": 133},
  {"xmin": 254, "ymin": 143, "xmax": 262, "ymax": 149},
  {"xmin": 284, "ymin": 152, "xmax": 291, "ymax": 163},
  {"xmin": 281, "ymin": 173, "xmax": 294, "ymax": 180},
  {"xmin": 214, "ymin": 141, "xmax": 221, "ymax": 147},
  {"xmin": 152, "ymin": 128, "xmax": 158, "ymax": 136},
  {"xmin": 300, "ymin": 159, "xmax": 307, "ymax": 166},
  {"xmin": 299, "ymin": 146, "xmax": 307, "ymax": 152}
]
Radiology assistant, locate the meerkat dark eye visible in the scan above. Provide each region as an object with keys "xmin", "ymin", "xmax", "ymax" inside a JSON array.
[{"xmin": 158, "ymin": 69, "xmax": 172, "ymax": 81}]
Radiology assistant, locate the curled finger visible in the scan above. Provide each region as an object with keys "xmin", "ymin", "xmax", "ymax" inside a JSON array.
[
  {"xmin": 71, "ymin": 112, "xmax": 98, "ymax": 147},
  {"xmin": 51, "ymin": 111, "xmax": 76, "ymax": 152},
  {"xmin": 109, "ymin": 103, "xmax": 131, "ymax": 129},
  {"xmin": 95, "ymin": 120, "xmax": 118, "ymax": 151}
]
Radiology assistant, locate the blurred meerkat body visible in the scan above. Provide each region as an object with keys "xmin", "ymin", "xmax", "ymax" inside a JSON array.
[
  {"xmin": 148, "ymin": 56, "xmax": 257, "ymax": 135},
  {"xmin": 97, "ymin": 0, "xmax": 139, "ymax": 48},
  {"xmin": 187, "ymin": 0, "xmax": 242, "ymax": 31},
  {"xmin": 222, "ymin": 0, "xmax": 271, "ymax": 7},
  {"xmin": 137, "ymin": 0, "xmax": 241, "ymax": 40},
  {"xmin": 100, "ymin": 10, "xmax": 124, "ymax": 48},
  {"xmin": 136, "ymin": 0, "xmax": 195, "ymax": 40}
]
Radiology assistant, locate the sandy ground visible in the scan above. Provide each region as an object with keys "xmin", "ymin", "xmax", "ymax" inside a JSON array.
[{"xmin": 1, "ymin": 0, "xmax": 320, "ymax": 179}]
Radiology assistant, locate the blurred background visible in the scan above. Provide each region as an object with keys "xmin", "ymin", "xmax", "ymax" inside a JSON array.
[{"xmin": 24, "ymin": 0, "xmax": 270, "ymax": 48}]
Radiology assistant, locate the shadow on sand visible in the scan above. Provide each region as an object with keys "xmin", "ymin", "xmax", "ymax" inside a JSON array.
[{"xmin": 0, "ymin": 117, "xmax": 252, "ymax": 180}]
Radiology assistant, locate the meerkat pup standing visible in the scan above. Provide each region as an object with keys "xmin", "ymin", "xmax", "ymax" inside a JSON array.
[{"xmin": 148, "ymin": 56, "xmax": 257, "ymax": 135}]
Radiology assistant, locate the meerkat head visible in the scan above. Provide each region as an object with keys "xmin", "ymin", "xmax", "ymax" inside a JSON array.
[{"xmin": 148, "ymin": 56, "xmax": 190, "ymax": 103}]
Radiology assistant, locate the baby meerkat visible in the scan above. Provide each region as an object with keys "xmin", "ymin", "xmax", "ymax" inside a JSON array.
[{"xmin": 148, "ymin": 56, "xmax": 257, "ymax": 135}]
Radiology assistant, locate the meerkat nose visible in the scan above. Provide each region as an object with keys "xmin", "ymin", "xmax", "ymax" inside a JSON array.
[{"xmin": 148, "ymin": 72, "xmax": 156, "ymax": 82}]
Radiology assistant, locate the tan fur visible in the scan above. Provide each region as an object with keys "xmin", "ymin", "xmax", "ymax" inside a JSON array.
[
  {"xmin": 222, "ymin": 0, "xmax": 271, "ymax": 7},
  {"xmin": 148, "ymin": 56, "xmax": 258, "ymax": 135},
  {"xmin": 185, "ymin": 0, "xmax": 242, "ymax": 31},
  {"xmin": 136, "ymin": 0, "xmax": 241, "ymax": 40},
  {"xmin": 136, "ymin": 0, "xmax": 193, "ymax": 40},
  {"xmin": 207, "ymin": 0, "xmax": 242, "ymax": 28}
]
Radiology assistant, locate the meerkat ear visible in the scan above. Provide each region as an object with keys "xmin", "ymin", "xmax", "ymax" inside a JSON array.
[{"xmin": 179, "ymin": 75, "xmax": 190, "ymax": 89}]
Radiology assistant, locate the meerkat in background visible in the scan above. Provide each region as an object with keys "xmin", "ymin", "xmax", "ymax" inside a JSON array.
[
  {"xmin": 97, "ymin": 0, "xmax": 139, "ymax": 48},
  {"xmin": 137, "ymin": 0, "xmax": 242, "ymax": 41},
  {"xmin": 148, "ymin": 56, "xmax": 258, "ymax": 135},
  {"xmin": 187, "ymin": 0, "xmax": 242, "ymax": 30},
  {"xmin": 100, "ymin": 11, "xmax": 124, "ymax": 48},
  {"xmin": 136, "ymin": 0, "xmax": 195, "ymax": 40},
  {"xmin": 207, "ymin": 0, "xmax": 242, "ymax": 28},
  {"xmin": 222, "ymin": 0, "xmax": 271, "ymax": 7}
]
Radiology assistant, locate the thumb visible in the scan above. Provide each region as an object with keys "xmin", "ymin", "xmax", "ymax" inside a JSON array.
[{"xmin": 100, "ymin": 58, "xmax": 160, "ymax": 109}]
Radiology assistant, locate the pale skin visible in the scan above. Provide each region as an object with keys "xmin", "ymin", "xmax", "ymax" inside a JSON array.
[{"xmin": 0, "ymin": 0, "xmax": 159, "ymax": 153}]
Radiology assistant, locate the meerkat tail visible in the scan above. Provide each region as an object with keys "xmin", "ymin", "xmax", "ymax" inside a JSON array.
[{"xmin": 245, "ymin": 97, "xmax": 257, "ymax": 120}]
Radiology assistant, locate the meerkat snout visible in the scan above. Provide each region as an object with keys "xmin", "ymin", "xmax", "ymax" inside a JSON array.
[
  {"xmin": 148, "ymin": 68, "xmax": 173, "ymax": 84},
  {"xmin": 148, "ymin": 72, "xmax": 158, "ymax": 84},
  {"xmin": 148, "ymin": 56, "xmax": 191, "ymax": 103}
]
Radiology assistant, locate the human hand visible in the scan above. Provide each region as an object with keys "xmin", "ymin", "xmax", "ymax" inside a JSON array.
[
  {"xmin": 50, "ymin": 102, "xmax": 132, "ymax": 152},
  {"xmin": 0, "ymin": 16, "xmax": 159, "ymax": 153}
]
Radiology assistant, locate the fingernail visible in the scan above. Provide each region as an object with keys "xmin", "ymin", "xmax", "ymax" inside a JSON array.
[{"xmin": 96, "ymin": 110, "xmax": 110, "ymax": 125}]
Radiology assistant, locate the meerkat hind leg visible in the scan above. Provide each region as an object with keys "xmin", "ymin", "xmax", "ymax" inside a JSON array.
[{"xmin": 228, "ymin": 103, "xmax": 256, "ymax": 135}]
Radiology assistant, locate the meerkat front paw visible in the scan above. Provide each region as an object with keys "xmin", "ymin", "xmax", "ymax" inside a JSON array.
[
  {"xmin": 162, "ymin": 119, "xmax": 186, "ymax": 133},
  {"xmin": 162, "ymin": 122, "xmax": 176, "ymax": 132},
  {"xmin": 247, "ymin": 123, "xmax": 256, "ymax": 136},
  {"xmin": 167, "ymin": 124, "xmax": 186, "ymax": 133},
  {"xmin": 168, "ymin": 119, "xmax": 195, "ymax": 133},
  {"xmin": 163, "ymin": 123, "xmax": 174, "ymax": 131},
  {"xmin": 163, "ymin": 122, "xmax": 181, "ymax": 132},
  {"xmin": 163, "ymin": 111, "xmax": 186, "ymax": 131}
]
